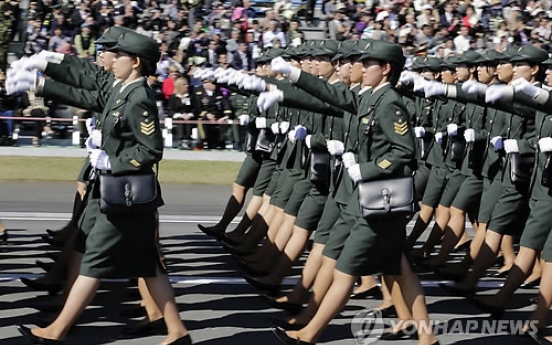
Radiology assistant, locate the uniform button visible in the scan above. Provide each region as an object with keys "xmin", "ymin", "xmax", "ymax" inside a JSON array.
[
  {"xmin": 508, "ymin": 127, "xmax": 510, "ymax": 130},
  {"xmin": 537, "ymin": 136, "xmax": 540, "ymax": 139},
  {"xmin": 489, "ymin": 120, "xmax": 493, "ymax": 124}
]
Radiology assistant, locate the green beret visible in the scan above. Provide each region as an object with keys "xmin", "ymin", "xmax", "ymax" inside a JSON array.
[
  {"xmin": 350, "ymin": 39, "xmax": 374, "ymax": 57},
  {"xmin": 509, "ymin": 45, "xmax": 549, "ymax": 64},
  {"xmin": 359, "ymin": 40, "xmax": 406, "ymax": 68},
  {"xmin": 423, "ymin": 57, "xmax": 443, "ymax": 71},
  {"xmin": 95, "ymin": 26, "xmax": 132, "ymax": 46},
  {"xmin": 312, "ymin": 40, "xmax": 340, "ymax": 57},
  {"xmin": 456, "ymin": 51, "xmax": 481, "ymax": 65},
  {"xmin": 542, "ymin": 57, "xmax": 552, "ymax": 65},
  {"xmin": 440, "ymin": 55, "xmax": 458, "ymax": 70},
  {"xmin": 500, "ymin": 45, "xmax": 520, "ymax": 60},
  {"xmin": 475, "ymin": 50, "xmax": 505, "ymax": 64},
  {"xmin": 108, "ymin": 31, "xmax": 161, "ymax": 65},
  {"xmin": 265, "ymin": 47, "xmax": 286, "ymax": 60},
  {"xmin": 411, "ymin": 56, "xmax": 427, "ymax": 71},
  {"xmin": 332, "ymin": 40, "xmax": 355, "ymax": 61}
]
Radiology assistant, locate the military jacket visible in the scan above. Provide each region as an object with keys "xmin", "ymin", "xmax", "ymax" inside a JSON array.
[{"xmin": 192, "ymin": 85, "xmax": 232, "ymax": 119}]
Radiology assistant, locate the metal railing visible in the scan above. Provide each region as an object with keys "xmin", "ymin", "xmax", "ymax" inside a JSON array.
[{"xmin": 0, "ymin": 116, "xmax": 242, "ymax": 147}]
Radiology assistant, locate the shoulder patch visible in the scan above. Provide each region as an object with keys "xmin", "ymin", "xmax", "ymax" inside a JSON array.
[
  {"xmin": 130, "ymin": 159, "xmax": 141, "ymax": 167},
  {"xmin": 378, "ymin": 159, "xmax": 392, "ymax": 169},
  {"xmin": 140, "ymin": 121, "xmax": 155, "ymax": 136},
  {"xmin": 394, "ymin": 120, "xmax": 408, "ymax": 136}
]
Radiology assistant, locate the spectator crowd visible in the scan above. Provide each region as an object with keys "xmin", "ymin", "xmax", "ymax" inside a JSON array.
[{"xmin": 2, "ymin": 0, "xmax": 552, "ymax": 147}]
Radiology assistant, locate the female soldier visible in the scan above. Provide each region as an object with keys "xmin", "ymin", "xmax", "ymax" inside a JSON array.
[
  {"xmin": 16, "ymin": 31, "xmax": 192, "ymax": 345},
  {"xmin": 269, "ymin": 40, "xmax": 438, "ymax": 345}
]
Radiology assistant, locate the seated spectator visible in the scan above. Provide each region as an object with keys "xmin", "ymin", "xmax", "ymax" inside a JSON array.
[
  {"xmin": 0, "ymin": 71, "xmax": 19, "ymax": 144},
  {"xmin": 285, "ymin": 19, "xmax": 304, "ymax": 47},
  {"xmin": 226, "ymin": 29, "xmax": 241, "ymax": 53},
  {"xmin": 231, "ymin": 41, "xmax": 253, "ymax": 70},
  {"xmin": 74, "ymin": 23, "xmax": 96, "ymax": 60},
  {"xmin": 169, "ymin": 77, "xmax": 195, "ymax": 150},
  {"xmin": 262, "ymin": 20, "xmax": 286, "ymax": 48},
  {"xmin": 20, "ymin": 91, "xmax": 54, "ymax": 147},
  {"xmin": 163, "ymin": 65, "xmax": 180, "ymax": 102}
]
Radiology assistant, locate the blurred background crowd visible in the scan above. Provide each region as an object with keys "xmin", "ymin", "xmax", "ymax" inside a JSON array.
[{"xmin": 1, "ymin": 0, "xmax": 552, "ymax": 149}]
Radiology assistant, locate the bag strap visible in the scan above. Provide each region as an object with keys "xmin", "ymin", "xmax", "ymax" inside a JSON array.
[{"xmin": 350, "ymin": 93, "xmax": 385, "ymax": 156}]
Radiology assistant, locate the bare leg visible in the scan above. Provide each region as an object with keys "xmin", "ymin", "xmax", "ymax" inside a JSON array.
[
  {"xmin": 289, "ymin": 256, "xmax": 337, "ymax": 325},
  {"xmin": 387, "ymin": 276, "xmax": 414, "ymax": 333},
  {"xmin": 407, "ymin": 204, "xmax": 435, "ymax": 250},
  {"xmin": 138, "ymin": 278, "xmax": 163, "ymax": 322},
  {"xmin": 144, "ymin": 267, "xmax": 188, "ymax": 344},
  {"xmin": 393, "ymin": 255, "xmax": 438, "ymax": 344},
  {"xmin": 498, "ymin": 235, "xmax": 516, "ymax": 273},
  {"xmin": 379, "ymin": 275, "xmax": 395, "ymax": 309},
  {"xmin": 527, "ymin": 261, "xmax": 552, "ymax": 329},
  {"xmin": 352, "ymin": 275, "xmax": 378, "ymax": 294},
  {"xmin": 32, "ymin": 275, "xmax": 101, "ymax": 340},
  {"xmin": 523, "ymin": 257, "xmax": 542, "ymax": 285}
]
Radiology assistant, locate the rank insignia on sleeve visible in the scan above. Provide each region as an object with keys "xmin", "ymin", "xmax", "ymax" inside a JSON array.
[
  {"xmin": 141, "ymin": 121, "xmax": 155, "ymax": 135},
  {"xmin": 130, "ymin": 159, "xmax": 141, "ymax": 167},
  {"xmin": 378, "ymin": 159, "xmax": 392, "ymax": 169},
  {"xmin": 394, "ymin": 120, "xmax": 408, "ymax": 136}
]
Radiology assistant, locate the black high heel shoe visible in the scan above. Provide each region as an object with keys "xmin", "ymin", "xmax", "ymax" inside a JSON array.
[
  {"xmin": 260, "ymin": 295, "xmax": 303, "ymax": 314},
  {"xmin": 162, "ymin": 334, "xmax": 192, "ymax": 345},
  {"xmin": 473, "ymin": 297, "xmax": 505, "ymax": 319},
  {"xmin": 379, "ymin": 324, "xmax": 417, "ymax": 340},
  {"xmin": 271, "ymin": 317, "xmax": 306, "ymax": 331},
  {"xmin": 197, "ymin": 224, "xmax": 223, "ymax": 240},
  {"xmin": 521, "ymin": 277, "xmax": 541, "ymax": 289},
  {"xmin": 17, "ymin": 325, "xmax": 64, "ymax": 345},
  {"xmin": 350, "ymin": 285, "xmax": 383, "ymax": 300},
  {"xmin": 20, "ymin": 277, "xmax": 63, "ymax": 296},
  {"xmin": 272, "ymin": 327, "xmax": 315, "ymax": 345},
  {"xmin": 0, "ymin": 230, "xmax": 7, "ymax": 245},
  {"xmin": 36, "ymin": 260, "xmax": 54, "ymax": 273}
]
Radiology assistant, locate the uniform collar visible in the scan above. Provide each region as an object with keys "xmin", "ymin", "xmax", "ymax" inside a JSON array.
[{"xmin": 119, "ymin": 77, "xmax": 145, "ymax": 93}]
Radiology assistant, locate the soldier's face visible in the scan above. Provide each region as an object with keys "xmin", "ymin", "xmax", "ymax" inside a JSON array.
[
  {"xmin": 256, "ymin": 64, "xmax": 265, "ymax": 76},
  {"xmin": 441, "ymin": 69, "xmax": 456, "ymax": 84},
  {"xmin": 362, "ymin": 59, "xmax": 387, "ymax": 87},
  {"xmin": 102, "ymin": 51, "xmax": 117, "ymax": 73},
  {"xmin": 350, "ymin": 60, "xmax": 363, "ymax": 84},
  {"xmin": 477, "ymin": 65, "xmax": 496, "ymax": 84},
  {"xmin": 316, "ymin": 56, "xmax": 333, "ymax": 78},
  {"xmin": 513, "ymin": 62, "xmax": 538, "ymax": 83},
  {"xmin": 337, "ymin": 59, "xmax": 351, "ymax": 84},
  {"xmin": 497, "ymin": 62, "xmax": 513, "ymax": 83},
  {"xmin": 112, "ymin": 51, "xmax": 139, "ymax": 80},
  {"xmin": 545, "ymin": 66, "xmax": 552, "ymax": 86},
  {"xmin": 308, "ymin": 57, "xmax": 319, "ymax": 76},
  {"xmin": 455, "ymin": 65, "xmax": 470, "ymax": 82}
]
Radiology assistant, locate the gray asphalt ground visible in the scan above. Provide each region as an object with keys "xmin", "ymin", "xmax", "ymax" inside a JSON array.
[{"xmin": 0, "ymin": 181, "xmax": 548, "ymax": 345}]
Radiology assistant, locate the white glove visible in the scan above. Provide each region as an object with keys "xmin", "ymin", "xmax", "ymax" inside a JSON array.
[
  {"xmin": 255, "ymin": 117, "xmax": 267, "ymax": 129},
  {"xmin": 6, "ymin": 70, "xmax": 37, "ymax": 95},
  {"xmin": 227, "ymin": 70, "xmax": 244, "ymax": 85},
  {"xmin": 294, "ymin": 125, "xmax": 307, "ymax": 140},
  {"xmin": 89, "ymin": 149, "xmax": 111, "ymax": 170},
  {"xmin": 279, "ymin": 121, "xmax": 290, "ymax": 134},
  {"xmin": 327, "ymin": 140, "xmax": 344, "ymax": 156},
  {"xmin": 425, "ymin": 81, "xmax": 447, "ymax": 98},
  {"xmin": 244, "ymin": 75, "xmax": 266, "ymax": 92},
  {"xmin": 37, "ymin": 50, "xmax": 64, "ymax": 64},
  {"xmin": 21, "ymin": 53, "xmax": 49, "ymax": 71},
  {"xmin": 413, "ymin": 77, "xmax": 428, "ymax": 93},
  {"xmin": 91, "ymin": 129, "xmax": 102, "ymax": 147},
  {"xmin": 347, "ymin": 163, "xmax": 362, "ymax": 184},
  {"xmin": 257, "ymin": 90, "xmax": 282, "ymax": 112},
  {"xmin": 271, "ymin": 56, "xmax": 293, "ymax": 75},
  {"xmin": 447, "ymin": 124, "xmax": 458, "ymax": 136},
  {"xmin": 341, "ymin": 152, "xmax": 356, "ymax": 168},
  {"xmin": 193, "ymin": 68, "xmax": 204, "ymax": 79},
  {"xmin": 172, "ymin": 113, "xmax": 183, "ymax": 119},
  {"xmin": 218, "ymin": 69, "xmax": 233, "ymax": 84},
  {"xmin": 85, "ymin": 118, "xmax": 95, "ymax": 134},
  {"xmin": 287, "ymin": 129, "xmax": 296, "ymax": 143},
  {"xmin": 486, "ymin": 85, "xmax": 510, "ymax": 103},
  {"xmin": 305, "ymin": 135, "xmax": 312, "ymax": 148},
  {"xmin": 271, "ymin": 122, "xmax": 280, "ymax": 135},
  {"xmin": 212, "ymin": 67, "xmax": 225, "ymax": 81},
  {"xmin": 464, "ymin": 128, "xmax": 475, "ymax": 143},
  {"xmin": 504, "ymin": 139, "xmax": 519, "ymax": 154},
  {"xmin": 512, "ymin": 78, "xmax": 539, "ymax": 98},
  {"xmin": 85, "ymin": 137, "xmax": 96, "ymax": 153},
  {"xmin": 538, "ymin": 137, "xmax": 552, "ymax": 153},
  {"xmin": 435, "ymin": 132, "xmax": 443, "ymax": 145},
  {"xmin": 399, "ymin": 71, "xmax": 416, "ymax": 86},
  {"xmin": 462, "ymin": 80, "xmax": 486, "ymax": 94},
  {"xmin": 491, "ymin": 136, "xmax": 503, "ymax": 150},
  {"xmin": 238, "ymin": 114, "xmax": 249, "ymax": 126},
  {"xmin": 414, "ymin": 127, "xmax": 425, "ymax": 138}
]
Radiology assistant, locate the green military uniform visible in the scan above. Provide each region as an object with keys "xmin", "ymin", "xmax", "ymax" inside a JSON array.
[
  {"xmin": 294, "ymin": 41, "xmax": 415, "ymax": 275},
  {"xmin": 74, "ymin": 31, "xmax": 164, "ymax": 278}
]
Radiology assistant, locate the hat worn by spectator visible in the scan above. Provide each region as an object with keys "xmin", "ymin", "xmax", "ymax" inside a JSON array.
[
  {"xmin": 95, "ymin": 26, "xmax": 133, "ymax": 46},
  {"xmin": 509, "ymin": 45, "xmax": 549, "ymax": 64},
  {"xmin": 422, "ymin": 4, "xmax": 433, "ymax": 10},
  {"xmin": 107, "ymin": 31, "xmax": 161, "ymax": 72},
  {"xmin": 359, "ymin": 40, "xmax": 406, "ymax": 68}
]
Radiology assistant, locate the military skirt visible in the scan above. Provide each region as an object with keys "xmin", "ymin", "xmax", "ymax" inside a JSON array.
[
  {"xmin": 323, "ymin": 189, "xmax": 408, "ymax": 276},
  {"xmin": 414, "ymin": 164, "xmax": 431, "ymax": 203},
  {"xmin": 439, "ymin": 169, "xmax": 466, "ymax": 208},
  {"xmin": 252, "ymin": 158, "xmax": 278, "ymax": 196},
  {"xmin": 450, "ymin": 174, "xmax": 483, "ymax": 216},
  {"xmin": 283, "ymin": 178, "xmax": 312, "ymax": 217},
  {"xmin": 234, "ymin": 153, "xmax": 262, "ymax": 188},
  {"xmin": 477, "ymin": 178, "xmax": 504, "ymax": 224},
  {"xmin": 519, "ymin": 199, "xmax": 552, "ymax": 252},
  {"xmin": 74, "ymin": 182, "xmax": 160, "ymax": 278},
  {"xmin": 295, "ymin": 183, "xmax": 329, "ymax": 231},
  {"xmin": 487, "ymin": 185, "xmax": 530, "ymax": 236},
  {"xmin": 421, "ymin": 167, "xmax": 448, "ymax": 208},
  {"xmin": 270, "ymin": 169, "xmax": 304, "ymax": 209},
  {"xmin": 313, "ymin": 194, "xmax": 344, "ymax": 245}
]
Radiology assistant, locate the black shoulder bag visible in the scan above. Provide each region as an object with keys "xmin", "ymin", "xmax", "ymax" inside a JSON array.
[
  {"xmin": 448, "ymin": 104, "xmax": 467, "ymax": 162},
  {"xmin": 307, "ymin": 115, "xmax": 331, "ymax": 184},
  {"xmin": 508, "ymin": 124, "xmax": 535, "ymax": 184},
  {"xmin": 95, "ymin": 96, "xmax": 159, "ymax": 214},
  {"xmin": 356, "ymin": 101, "xmax": 415, "ymax": 220}
]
